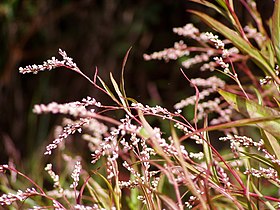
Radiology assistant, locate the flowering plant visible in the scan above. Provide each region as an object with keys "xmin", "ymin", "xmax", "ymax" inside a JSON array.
[{"xmin": 1, "ymin": 1, "xmax": 280, "ymax": 209}]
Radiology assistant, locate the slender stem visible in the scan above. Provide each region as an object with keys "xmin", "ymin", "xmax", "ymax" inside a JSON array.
[
  {"xmin": 3, "ymin": 165, "xmax": 45, "ymax": 195},
  {"xmin": 225, "ymin": 0, "xmax": 249, "ymax": 42}
]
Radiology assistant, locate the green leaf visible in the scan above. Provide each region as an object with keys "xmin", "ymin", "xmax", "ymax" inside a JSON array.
[
  {"xmin": 97, "ymin": 76, "xmax": 119, "ymax": 104},
  {"xmin": 219, "ymin": 89, "xmax": 280, "ymax": 174},
  {"xmin": 261, "ymin": 130, "xmax": 280, "ymax": 174},
  {"xmin": 189, "ymin": 10, "xmax": 275, "ymax": 77},
  {"xmin": 110, "ymin": 73, "xmax": 130, "ymax": 112},
  {"xmin": 265, "ymin": 42, "xmax": 275, "ymax": 68},
  {"xmin": 252, "ymin": 87, "xmax": 263, "ymax": 105},
  {"xmin": 239, "ymin": 151, "xmax": 273, "ymax": 168},
  {"xmin": 96, "ymin": 172, "xmax": 121, "ymax": 210},
  {"xmin": 271, "ymin": 0, "xmax": 280, "ymax": 65},
  {"xmin": 87, "ymin": 177, "xmax": 110, "ymax": 209},
  {"xmin": 214, "ymin": 0, "xmax": 228, "ymax": 9},
  {"xmin": 138, "ymin": 127, "xmax": 150, "ymax": 139},
  {"xmin": 120, "ymin": 47, "xmax": 132, "ymax": 103},
  {"xmin": 202, "ymin": 120, "xmax": 219, "ymax": 184},
  {"xmin": 188, "ymin": 0, "xmax": 226, "ymax": 16},
  {"xmin": 218, "ymin": 89, "xmax": 280, "ymax": 137},
  {"xmin": 126, "ymin": 175, "xmax": 140, "ymax": 209}
]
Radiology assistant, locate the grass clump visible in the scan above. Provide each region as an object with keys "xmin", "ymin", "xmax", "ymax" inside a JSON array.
[{"xmin": 1, "ymin": 1, "xmax": 280, "ymax": 209}]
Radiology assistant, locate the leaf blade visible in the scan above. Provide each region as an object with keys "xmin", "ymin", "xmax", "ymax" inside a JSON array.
[
  {"xmin": 218, "ymin": 89, "xmax": 280, "ymax": 137},
  {"xmin": 271, "ymin": 0, "xmax": 280, "ymax": 65},
  {"xmin": 97, "ymin": 76, "xmax": 119, "ymax": 104}
]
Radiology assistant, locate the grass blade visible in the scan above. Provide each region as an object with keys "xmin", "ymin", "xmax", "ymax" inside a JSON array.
[
  {"xmin": 110, "ymin": 72, "xmax": 130, "ymax": 112},
  {"xmin": 218, "ymin": 89, "xmax": 280, "ymax": 137},
  {"xmin": 271, "ymin": 0, "xmax": 280, "ymax": 65},
  {"xmin": 260, "ymin": 130, "xmax": 280, "ymax": 174},
  {"xmin": 202, "ymin": 119, "xmax": 219, "ymax": 184},
  {"xmin": 188, "ymin": 0, "xmax": 226, "ymax": 16},
  {"xmin": 120, "ymin": 47, "xmax": 132, "ymax": 102},
  {"xmin": 97, "ymin": 76, "xmax": 119, "ymax": 104}
]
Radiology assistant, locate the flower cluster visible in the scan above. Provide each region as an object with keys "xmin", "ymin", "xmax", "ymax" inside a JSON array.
[
  {"xmin": 244, "ymin": 25, "xmax": 266, "ymax": 46},
  {"xmin": 262, "ymin": 149, "xmax": 280, "ymax": 166},
  {"xmin": 201, "ymin": 32, "xmax": 237, "ymax": 76},
  {"xmin": 44, "ymin": 118, "xmax": 90, "ymax": 155},
  {"xmin": 33, "ymin": 96, "xmax": 101, "ymax": 117},
  {"xmin": 219, "ymin": 135, "xmax": 264, "ymax": 149},
  {"xmin": 189, "ymin": 152, "xmax": 204, "ymax": 160},
  {"xmin": 174, "ymin": 122, "xmax": 204, "ymax": 144},
  {"xmin": 82, "ymin": 118, "xmax": 108, "ymax": 152},
  {"xmin": 119, "ymin": 132, "xmax": 159, "ymax": 192},
  {"xmin": 70, "ymin": 161, "xmax": 82, "ymax": 189},
  {"xmin": 0, "ymin": 188, "xmax": 40, "ymax": 206},
  {"xmin": 131, "ymin": 102, "xmax": 173, "ymax": 119},
  {"xmin": 259, "ymin": 65, "xmax": 279, "ymax": 86},
  {"xmin": 90, "ymin": 126, "xmax": 119, "ymax": 165},
  {"xmin": 213, "ymin": 56, "xmax": 230, "ymax": 74},
  {"xmin": 45, "ymin": 163, "xmax": 63, "ymax": 192},
  {"xmin": 33, "ymin": 97, "xmax": 103, "ymax": 155},
  {"xmin": 259, "ymin": 75, "xmax": 273, "ymax": 86},
  {"xmin": 244, "ymin": 167, "xmax": 280, "ymax": 185},
  {"xmin": 90, "ymin": 116, "xmax": 142, "ymax": 180},
  {"xmin": 219, "ymin": 135, "xmax": 264, "ymax": 158},
  {"xmin": 173, "ymin": 23, "xmax": 200, "ymax": 39},
  {"xmin": 174, "ymin": 76, "xmax": 233, "ymax": 124},
  {"xmin": 220, "ymin": 134, "xmax": 280, "ymax": 188},
  {"xmin": 153, "ymin": 127, "xmax": 190, "ymax": 158},
  {"xmin": 19, "ymin": 49, "xmax": 78, "ymax": 74},
  {"xmin": 182, "ymin": 52, "xmax": 213, "ymax": 69},
  {"xmin": 185, "ymin": 195, "xmax": 198, "ymax": 209},
  {"xmin": 143, "ymin": 40, "xmax": 189, "ymax": 61},
  {"xmin": 200, "ymin": 32, "xmax": 225, "ymax": 49},
  {"xmin": 214, "ymin": 161, "xmax": 231, "ymax": 188},
  {"xmin": 74, "ymin": 204, "xmax": 102, "ymax": 210},
  {"xmin": 174, "ymin": 76, "xmax": 225, "ymax": 110},
  {"xmin": 143, "ymin": 22, "xmax": 245, "ymax": 85}
]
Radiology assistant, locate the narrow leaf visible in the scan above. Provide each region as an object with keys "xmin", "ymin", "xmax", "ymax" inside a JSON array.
[
  {"xmin": 188, "ymin": 0, "xmax": 226, "ymax": 16},
  {"xmin": 97, "ymin": 76, "xmax": 119, "ymax": 103},
  {"xmin": 120, "ymin": 47, "xmax": 132, "ymax": 101},
  {"xmin": 110, "ymin": 72, "xmax": 129, "ymax": 111},
  {"xmin": 202, "ymin": 118, "xmax": 219, "ymax": 184},
  {"xmin": 266, "ymin": 42, "xmax": 276, "ymax": 67},
  {"xmin": 261, "ymin": 130, "xmax": 280, "ymax": 174},
  {"xmin": 271, "ymin": 0, "xmax": 280, "ymax": 65},
  {"xmin": 214, "ymin": 0, "xmax": 228, "ymax": 9},
  {"xmin": 239, "ymin": 151, "xmax": 273, "ymax": 168},
  {"xmin": 219, "ymin": 89, "xmax": 280, "ymax": 137},
  {"xmin": 96, "ymin": 172, "xmax": 121, "ymax": 210},
  {"xmin": 138, "ymin": 110, "xmax": 168, "ymax": 160},
  {"xmin": 87, "ymin": 177, "xmax": 110, "ymax": 209}
]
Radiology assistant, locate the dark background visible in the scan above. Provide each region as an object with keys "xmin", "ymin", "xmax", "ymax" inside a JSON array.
[{"xmin": 0, "ymin": 0, "xmax": 274, "ymax": 163}]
